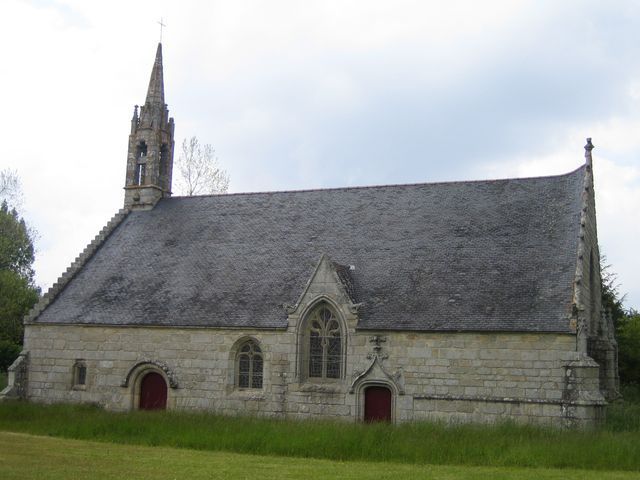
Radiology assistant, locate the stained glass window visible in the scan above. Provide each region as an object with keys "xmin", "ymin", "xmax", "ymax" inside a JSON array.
[{"xmin": 307, "ymin": 306, "xmax": 342, "ymax": 379}]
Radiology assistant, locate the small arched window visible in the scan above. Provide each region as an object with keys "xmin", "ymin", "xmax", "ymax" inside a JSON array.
[
  {"xmin": 237, "ymin": 340, "xmax": 263, "ymax": 389},
  {"xmin": 307, "ymin": 305, "xmax": 342, "ymax": 379},
  {"xmin": 72, "ymin": 359, "xmax": 87, "ymax": 389},
  {"xmin": 136, "ymin": 142, "xmax": 148, "ymax": 159}
]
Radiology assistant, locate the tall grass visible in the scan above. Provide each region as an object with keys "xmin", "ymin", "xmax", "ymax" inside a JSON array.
[
  {"xmin": 0, "ymin": 400, "xmax": 639, "ymax": 471},
  {"xmin": 607, "ymin": 385, "xmax": 640, "ymax": 432}
]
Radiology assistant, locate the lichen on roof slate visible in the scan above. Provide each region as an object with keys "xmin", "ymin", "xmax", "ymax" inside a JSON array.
[{"xmin": 34, "ymin": 166, "xmax": 585, "ymax": 333}]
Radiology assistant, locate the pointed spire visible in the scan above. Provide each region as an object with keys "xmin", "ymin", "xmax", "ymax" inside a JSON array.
[
  {"xmin": 124, "ymin": 43, "xmax": 175, "ymax": 210},
  {"xmin": 145, "ymin": 43, "xmax": 165, "ymax": 106}
]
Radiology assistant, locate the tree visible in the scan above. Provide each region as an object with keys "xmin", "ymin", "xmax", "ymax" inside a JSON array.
[
  {"xmin": 600, "ymin": 254, "xmax": 639, "ymax": 387},
  {"xmin": 600, "ymin": 255, "xmax": 626, "ymax": 327},
  {"xmin": 0, "ymin": 270, "xmax": 38, "ymax": 345},
  {"xmin": 175, "ymin": 137, "xmax": 229, "ymax": 196},
  {"xmin": 0, "ymin": 169, "xmax": 23, "ymax": 210},
  {"xmin": 0, "ymin": 174, "xmax": 39, "ymax": 372},
  {"xmin": 617, "ymin": 310, "xmax": 640, "ymax": 386},
  {"xmin": 0, "ymin": 201, "xmax": 35, "ymax": 281}
]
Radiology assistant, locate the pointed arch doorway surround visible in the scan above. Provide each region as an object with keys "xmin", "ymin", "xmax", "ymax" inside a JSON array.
[
  {"xmin": 139, "ymin": 371, "xmax": 167, "ymax": 410},
  {"xmin": 364, "ymin": 385, "xmax": 392, "ymax": 422}
]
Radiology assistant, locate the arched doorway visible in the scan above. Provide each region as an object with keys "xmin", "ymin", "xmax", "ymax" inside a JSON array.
[
  {"xmin": 364, "ymin": 385, "xmax": 392, "ymax": 422},
  {"xmin": 139, "ymin": 372, "xmax": 167, "ymax": 410}
]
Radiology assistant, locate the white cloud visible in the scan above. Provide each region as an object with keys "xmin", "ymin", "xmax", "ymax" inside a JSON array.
[
  {"xmin": 1, "ymin": 0, "xmax": 638, "ymax": 310},
  {"xmin": 478, "ymin": 120, "xmax": 640, "ymax": 308}
]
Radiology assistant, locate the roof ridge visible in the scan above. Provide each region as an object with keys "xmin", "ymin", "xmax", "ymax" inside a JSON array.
[{"xmin": 168, "ymin": 164, "xmax": 586, "ymax": 201}]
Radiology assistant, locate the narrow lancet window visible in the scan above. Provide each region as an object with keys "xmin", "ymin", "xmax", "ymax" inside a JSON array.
[
  {"xmin": 133, "ymin": 141, "xmax": 148, "ymax": 186},
  {"xmin": 72, "ymin": 360, "xmax": 87, "ymax": 389},
  {"xmin": 135, "ymin": 163, "xmax": 146, "ymax": 186}
]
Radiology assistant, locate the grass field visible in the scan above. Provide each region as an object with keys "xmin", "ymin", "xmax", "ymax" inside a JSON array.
[
  {"xmin": 1, "ymin": 400, "xmax": 640, "ymax": 472},
  {"xmin": 1, "ymin": 431, "xmax": 637, "ymax": 480}
]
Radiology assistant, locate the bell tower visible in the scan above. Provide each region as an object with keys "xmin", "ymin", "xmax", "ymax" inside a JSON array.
[{"xmin": 124, "ymin": 43, "xmax": 175, "ymax": 209}]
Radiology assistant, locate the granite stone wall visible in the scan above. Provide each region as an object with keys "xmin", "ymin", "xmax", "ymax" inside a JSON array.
[{"xmin": 21, "ymin": 323, "xmax": 605, "ymax": 427}]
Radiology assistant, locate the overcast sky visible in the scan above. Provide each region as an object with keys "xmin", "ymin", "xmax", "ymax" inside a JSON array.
[{"xmin": 1, "ymin": 0, "xmax": 639, "ymax": 309}]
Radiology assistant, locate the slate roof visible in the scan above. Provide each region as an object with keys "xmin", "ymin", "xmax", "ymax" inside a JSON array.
[{"xmin": 34, "ymin": 166, "xmax": 586, "ymax": 333}]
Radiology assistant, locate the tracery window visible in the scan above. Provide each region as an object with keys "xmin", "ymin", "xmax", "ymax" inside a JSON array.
[
  {"xmin": 237, "ymin": 340, "xmax": 263, "ymax": 389},
  {"xmin": 307, "ymin": 305, "xmax": 342, "ymax": 379}
]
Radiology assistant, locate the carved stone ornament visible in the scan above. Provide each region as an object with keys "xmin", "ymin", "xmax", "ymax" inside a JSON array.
[
  {"xmin": 349, "ymin": 335, "xmax": 404, "ymax": 394},
  {"xmin": 349, "ymin": 355, "xmax": 405, "ymax": 395},
  {"xmin": 348, "ymin": 302, "xmax": 364, "ymax": 314},
  {"xmin": 121, "ymin": 359, "xmax": 179, "ymax": 389}
]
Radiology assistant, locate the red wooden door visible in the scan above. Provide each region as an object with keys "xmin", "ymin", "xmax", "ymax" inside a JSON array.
[
  {"xmin": 139, "ymin": 372, "xmax": 167, "ymax": 410},
  {"xmin": 364, "ymin": 386, "xmax": 392, "ymax": 422}
]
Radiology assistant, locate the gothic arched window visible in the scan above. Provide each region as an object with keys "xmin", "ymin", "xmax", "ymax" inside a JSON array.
[
  {"xmin": 136, "ymin": 142, "xmax": 148, "ymax": 159},
  {"xmin": 236, "ymin": 340, "xmax": 263, "ymax": 389},
  {"xmin": 306, "ymin": 305, "xmax": 342, "ymax": 379}
]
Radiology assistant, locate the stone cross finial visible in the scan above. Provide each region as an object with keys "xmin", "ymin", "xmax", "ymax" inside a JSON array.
[
  {"xmin": 584, "ymin": 137, "xmax": 594, "ymax": 152},
  {"xmin": 157, "ymin": 18, "xmax": 166, "ymax": 43},
  {"xmin": 584, "ymin": 138, "xmax": 594, "ymax": 169}
]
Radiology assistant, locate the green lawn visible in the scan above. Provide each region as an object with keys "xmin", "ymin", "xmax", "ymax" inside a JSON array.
[
  {"xmin": 0, "ymin": 431, "xmax": 636, "ymax": 480},
  {"xmin": 1, "ymin": 401, "xmax": 640, "ymax": 472}
]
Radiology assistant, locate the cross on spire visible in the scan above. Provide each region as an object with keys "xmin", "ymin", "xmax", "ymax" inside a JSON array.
[{"xmin": 157, "ymin": 17, "xmax": 166, "ymax": 43}]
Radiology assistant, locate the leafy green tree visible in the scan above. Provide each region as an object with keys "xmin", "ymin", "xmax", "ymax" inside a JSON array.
[
  {"xmin": 600, "ymin": 256, "xmax": 626, "ymax": 327},
  {"xmin": 0, "ymin": 201, "xmax": 35, "ymax": 281},
  {"xmin": 600, "ymin": 254, "xmax": 639, "ymax": 387},
  {"xmin": 617, "ymin": 311, "xmax": 640, "ymax": 386},
  {"xmin": 0, "ymin": 339, "xmax": 21, "ymax": 372},
  {"xmin": 0, "ymin": 269, "xmax": 38, "ymax": 344},
  {"xmin": 0, "ymin": 179, "xmax": 39, "ymax": 372}
]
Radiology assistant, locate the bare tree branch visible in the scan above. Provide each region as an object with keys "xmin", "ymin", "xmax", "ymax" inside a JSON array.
[
  {"xmin": 175, "ymin": 137, "xmax": 230, "ymax": 196},
  {"xmin": 0, "ymin": 169, "xmax": 24, "ymax": 210}
]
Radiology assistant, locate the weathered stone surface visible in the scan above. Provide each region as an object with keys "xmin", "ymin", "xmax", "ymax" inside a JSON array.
[
  {"xmin": 18, "ymin": 323, "xmax": 604, "ymax": 426},
  {"xmin": 3, "ymin": 47, "xmax": 617, "ymax": 430}
]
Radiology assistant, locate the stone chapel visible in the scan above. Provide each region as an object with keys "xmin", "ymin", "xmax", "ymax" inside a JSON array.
[{"xmin": 1, "ymin": 44, "xmax": 619, "ymax": 426}]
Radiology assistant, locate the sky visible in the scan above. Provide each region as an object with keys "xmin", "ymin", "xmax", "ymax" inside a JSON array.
[{"xmin": 0, "ymin": 0, "xmax": 639, "ymax": 309}]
